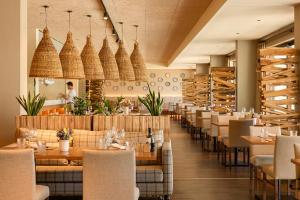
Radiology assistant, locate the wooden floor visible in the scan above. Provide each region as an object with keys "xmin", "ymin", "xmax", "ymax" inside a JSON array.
[{"xmin": 170, "ymin": 119, "xmax": 251, "ymax": 200}]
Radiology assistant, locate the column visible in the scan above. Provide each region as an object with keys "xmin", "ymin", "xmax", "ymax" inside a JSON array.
[
  {"xmin": 196, "ymin": 63, "xmax": 209, "ymax": 74},
  {"xmin": 0, "ymin": 0, "xmax": 27, "ymax": 146},
  {"xmin": 210, "ymin": 55, "xmax": 226, "ymax": 67},
  {"xmin": 236, "ymin": 40, "xmax": 257, "ymax": 111}
]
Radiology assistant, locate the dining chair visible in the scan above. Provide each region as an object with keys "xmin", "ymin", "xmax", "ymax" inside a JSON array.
[
  {"xmin": 222, "ymin": 119, "xmax": 254, "ymax": 168},
  {"xmin": 249, "ymin": 126, "xmax": 281, "ymax": 194},
  {"xmin": 294, "ymin": 144, "xmax": 300, "ymax": 200},
  {"xmin": 83, "ymin": 150, "xmax": 139, "ymax": 200},
  {"xmin": 0, "ymin": 149, "xmax": 49, "ymax": 200},
  {"xmin": 261, "ymin": 136, "xmax": 300, "ymax": 200}
]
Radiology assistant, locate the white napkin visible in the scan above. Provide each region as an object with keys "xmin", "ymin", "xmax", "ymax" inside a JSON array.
[{"xmin": 111, "ymin": 143, "xmax": 126, "ymax": 150}]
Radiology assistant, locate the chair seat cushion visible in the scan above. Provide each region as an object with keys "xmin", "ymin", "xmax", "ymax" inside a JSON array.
[
  {"xmin": 35, "ymin": 185, "xmax": 49, "ymax": 200},
  {"xmin": 261, "ymin": 164, "xmax": 274, "ymax": 178},
  {"xmin": 137, "ymin": 182, "xmax": 164, "ymax": 197},
  {"xmin": 36, "ymin": 166, "xmax": 83, "ymax": 183},
  {"xmin": 135, "ymin": 187, "xmax": 140, "ymax": 200},
  {"xmin": 250, "ymin": 155, "xmax": 273, "ymax": 166},
  {"xmin": 136, "ymin": 165, "xmax": 163, "ymax": 183}
]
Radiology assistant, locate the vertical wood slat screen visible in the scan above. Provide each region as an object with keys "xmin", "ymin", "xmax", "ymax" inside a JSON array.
[
  {"xmin": 182, "ymin": 78, "xmax": 195, "ymax": 103},
  {"xmin": 211, "ymin": 67, "xmax": 236, "ymax": 113},
  {"xmin": 16, "ymin": 115, "xmax": 170, "ymax": 139},
  {"xmin": 258, "ymin": 47, "xmax": 299, "ymax": 129},
  {"xmin": 194, "ymin": 74, "xmax": 210, "ymax": 107}
]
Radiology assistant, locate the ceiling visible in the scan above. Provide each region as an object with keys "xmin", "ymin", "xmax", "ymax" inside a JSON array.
[
  {"xmin": 28, "ymin": 0, "xmax": 300, "ymax": 68},
  {"xmin": 172, "ymin": 0, "xmax": 300, "ymax": 66}
]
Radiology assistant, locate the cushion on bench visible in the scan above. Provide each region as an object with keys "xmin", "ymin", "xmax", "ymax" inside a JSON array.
[{"xmin": 136, "ymin": 165, "xmax": 163, "ymax": 183}]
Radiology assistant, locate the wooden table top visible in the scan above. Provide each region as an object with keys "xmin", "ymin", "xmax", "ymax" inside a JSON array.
[
  {"xmin": 291, "ymin": 159, "xmax": 300, "ymax": 166},
  {"xmin": 3, "ymin": 143, "xmax": 157, "ymax": 161},
  {"xmin": 241, "ymin": 136, "xmax": 275, "ymax": 145}
]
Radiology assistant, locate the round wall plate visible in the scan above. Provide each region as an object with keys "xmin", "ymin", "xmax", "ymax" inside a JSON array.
[
  {"xmin": 158, "ymin": 77, "xmax": 163, "ymax": 82},
  {"xmin": 172, "ymin": 86, "xmax": 178, "ymax": 91},
  {"xmin": 158, "ymin": 86, "xmax": 163, "ymax": 91},
  {"xmin": 150, "ymin": 73, "xmax": 156, "ymax": 78},
  {"xmin": 180, "ymin": 73, "xmax": 186, "ymax": 78},
  {"xmin": 165, "ymin": 82, "xmax": 171, "ymax": 87},
  {"xmin": 165, "ymin": 73, "xmax": 170, "ymax": 78},
  {"xmin": 128, "ymin": 86, "xmax": 133, "ymax": 91},
  {"xmin": 113, "ymin": 86, "xmax": 119, "ymax": 91},
  {"xmin": 172, "ymin": 77, "xmax": 178, "ymax": 82}
]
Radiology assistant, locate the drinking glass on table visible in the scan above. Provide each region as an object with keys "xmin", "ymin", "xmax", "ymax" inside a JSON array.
[
  {"xmin": 36, "ymin": 140, "xmax": 46, "ymax": 153},
  {"xmin": 17, "ymin": 138, "xmax": 26, "ymax": 148},
  {"xmin": 260, "ymin": 127, "xmax": 266, "ymax": 139},
  {"xmin": 98, "ymin": 138, "xmax": 106, "ymax": 149},
  {"xmin": 290, "ymin": 130, "xmax": 298, "ymax": 136}
]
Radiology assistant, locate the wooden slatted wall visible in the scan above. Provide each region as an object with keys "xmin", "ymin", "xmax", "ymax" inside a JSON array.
[
  {"xmin": 194, "ymin": 74, "xmax": 210, "ymax": 107},
  {"xmin": 182, "ymin": 78, "xmax": 195, "ymax": 103},
  {"xmin": 258, "ymin": 47, "xmax": 299, "ymax": 129}
]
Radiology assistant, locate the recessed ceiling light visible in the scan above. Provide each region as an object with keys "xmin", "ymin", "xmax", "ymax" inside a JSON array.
[
  {"xmin": 257, "ymin": 19, "xmax": 261, "ymax": 22},
  {"xmin": 236, "ymin": 32, "xmax": 240, "ymax": 35},
  {"xmin": 103, "ymin": 11, "xmax": 108, "ymax": 20}
]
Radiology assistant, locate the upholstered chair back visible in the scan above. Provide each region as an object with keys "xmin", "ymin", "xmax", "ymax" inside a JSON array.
[
  {"xmin": 228, "ymin": 119, "xmax": 254, "ymax": 147},
  {"xmin": 294, "ymin": 144, "xmax": 300, "ymax": 180},
  {"xmin": 274, "ymin": 136, "xmax": 300, "ymax": 179},
  {"xmin": 83, "ymin": 150, "xmax": 137, "ymax": 200},
  {"xmin": 249, "ymin": 126, "xmax": 281, "ymax": 156},
  {"xmin": 0, "ymin": 149, "xmax": 35, "ymax": 200}
]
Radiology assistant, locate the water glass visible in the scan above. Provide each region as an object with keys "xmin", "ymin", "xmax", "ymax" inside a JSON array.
[
  {"xmin": 17, "ymin": 138, "xmax": 26, "ymax": 148},
  {"xmin": 290, "ymin": 130, "xmax": 298, "ymax": 136},
  {"xmin": 260, "ymin": 128, "xmax": 266, "ymax": 138},
  {"xmin": 36, "ymin": 140, "xmax": 46, "ymax": 153},
  {"xmin": 98, "ymin": 138, "xmax": 106, "ymax": 149}
]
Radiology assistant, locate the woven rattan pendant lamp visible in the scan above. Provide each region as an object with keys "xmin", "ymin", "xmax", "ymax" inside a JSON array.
[
  {"xmin": 130, "ymin": 25, "xmax": 147, "ymax": 82},
  {"xmin": 29, "ymin": 6, "xmax": 63, "ymax": 78},
  {"xmin": 81, "ymin": 15, "xmax": 104, "ymax": 80},
  {"xmin": 115, "ymin": 22, "xmax": 135, "ymax": 81},
  {"xmin": 59, "ymin": 11, "xmax": 85, "ymax": 79},
  {"xmin": 98, "ymin": 20, "xmax": 119, "ymax": 80}
]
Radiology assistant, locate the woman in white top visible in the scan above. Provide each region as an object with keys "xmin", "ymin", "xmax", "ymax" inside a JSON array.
[{"xmin": 61, "ymin": 81, "xmax": 77, "ymax": 104}]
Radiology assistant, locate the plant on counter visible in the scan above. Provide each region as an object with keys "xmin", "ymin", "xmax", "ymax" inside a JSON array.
[
  {"xmin": 138, "ymin": 83, "xmax": 164, "ymax": 116},
  {"xmin": 94, "ymin": 97, "xmax": 125, "ymax": 115},
  {"xmin": 73, "ymin": 96, "xmax": 90, "ymax": 116},
  {"xmin": 16, "ymin": 92, "xmax": 46, "ymax": 116}
]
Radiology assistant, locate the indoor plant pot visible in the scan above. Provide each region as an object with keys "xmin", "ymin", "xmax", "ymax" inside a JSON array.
[{"xmin": 59, "ymin": 140, "xmax": 69, "ymax": 152}]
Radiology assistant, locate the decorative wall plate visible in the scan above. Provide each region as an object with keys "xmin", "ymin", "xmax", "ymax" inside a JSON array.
[
  {"xmin": 143, "ymin": 86, "xmax": 149, "ymax": 91},
  {"xmin": 158, "ymin": 86, "xmax": 163, "ymax": 91},
  {"xmin": 105, "ymin": 81, "xmax": 111, "ymax": 87},
  {"xmin": 120, "ymin": 82, "xmax": 126, "ymax": 86},
  {"xmin": 128, "ymin": 86, "xmax": 133, "ymax": 91},
  {"xmin": 165, "ymin": 73, "xmax": 170, "ymax": 78},
  {"xmin": 180, "ymin": 73, "xmax": 185, "ymax": 78},
  {"xmin": 113, "ymin": 86, "xmax": 119, "ymax": 91},
  {"xmin": 150, "ymin": 81, "xmax": 156, "ymax": 86},
  {"xmin": 172, "ymin": 86, "xmax": 178, "ymax": 91},
  {"xmin": 135, "ymin": 82, "xmax": 141, "ymax": 86},
  {"xmin": 158, "ymin": 77, "xmax": 163, "ymax": 82},
  {"xmin": 150, "ymin": 73, "xmax": 156, "ymax": 78},
  {"xmin": 172, "ymin": 77, "xmax": 178, "ymax": 82},
  {"xmin": 165, "ymin": 82, "xmax": 171, "ymax": 87}
]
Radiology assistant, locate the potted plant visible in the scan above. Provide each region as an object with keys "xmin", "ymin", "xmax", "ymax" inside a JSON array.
[
  {"xmin": 56, "ymin": 128, "xmax": 72, "ymax": 152},
  {"xmin": 16, "ymin": 92, "xmax": 46, "ymax": 116},
  {"xmin": 73, "ymin": 96, "xmax": 90, "ymax": 115},
  {"xmin": 120, "ymin": 98, "xmax": 132, "ymax": 115},
  {"xmin": 138, "ymin": 83, "xmax": 164, "ymax": 116}
]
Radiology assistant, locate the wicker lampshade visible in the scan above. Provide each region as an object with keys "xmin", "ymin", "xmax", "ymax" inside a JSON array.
[
  {"xmin": 81, "ymin": 35, "xmax": 104, "ymax": 80},
  {"xmin": 115, "ymin": 41, "xmax": 135, "ymax": 81},
  {"xmin": 98, "ymin": 38, "xmax": 119, "ymax": 80},
  {"xmin": 130, "ymin": 42, "xmax": 147, "ymax": 82},
  {"xmin": 29, "ymin": 27, "xmax": 63, "ymax": 78},
  {"xmin": 59, "ymin": 32, "xmax": 85, "ymax": 79}
]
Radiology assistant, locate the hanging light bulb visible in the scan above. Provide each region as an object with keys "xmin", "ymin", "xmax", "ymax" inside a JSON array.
[
  {"xmin": 99, "ymin": 20, "xmax": 119, "ymax": 80},
  {"xmin": 115, "ymin": 22, "xmax": 135, "ymax": 81},
  {"xmin": 59, "ymin": 10, "xmax": 85, "ymax": 79},
  {"xmin": 29, "ymin": 5, "xmax": 63, "ymax": 78},
  {"xmin": 81, "ymin": 15, "xmax": 104, "ymax": 80},
  {"xmin": 130, "ymin": 25, "xmax": 147, "ymax": 82}
]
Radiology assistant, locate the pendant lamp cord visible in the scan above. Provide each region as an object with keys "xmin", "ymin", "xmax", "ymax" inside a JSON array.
[
  {"xmin": 118, "ymin": 22, "xmax": 124, "ymax": 41},
  {"xmin": 105, "ymin": 20, "xmax": 107, "ymax": 37},
  {"xmin": 43, "ymin": 5, "xmax": 49, "ymax": 27},
  {"xmin": 134, "ymin": 25, "xmax": 138, "ymax": 42},
  {"xmin": 67, "ymin": 10, "xmax": 72, "ymax": 32},
  {"xmin": 86, "ymin": 15, "xmax": 92, "ymax": 36}
]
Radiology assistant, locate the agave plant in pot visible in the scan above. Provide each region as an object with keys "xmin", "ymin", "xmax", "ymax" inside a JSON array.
[
  {"xmin": 16, "ymin": 92, "xmax": 46, "ymax": 116},
  {"xmin": 138, "ymin": 83, "xmax": 164, "ymax": 116},
  {"xmin": 57, "ymin": 128, "xmax": 72, "ymax": 152}
]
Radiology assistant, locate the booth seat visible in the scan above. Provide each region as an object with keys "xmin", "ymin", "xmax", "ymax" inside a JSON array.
[{"xmin": 18, "ymin": 128, "xmax": 173, "ymax": 199}]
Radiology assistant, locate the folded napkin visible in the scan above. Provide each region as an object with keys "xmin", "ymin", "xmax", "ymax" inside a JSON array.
[{"xmin": 111, "ymin": 143, "xmax": 126, "ymax": 150}]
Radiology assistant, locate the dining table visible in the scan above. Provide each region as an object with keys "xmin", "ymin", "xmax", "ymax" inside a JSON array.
[
  {"xmin": 241, "ymin": 136, "xmax": 275, "ymax": 145},
  {"xmin": 2, "ymin": 143, "xmax": 157, "ymax": 161}
]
